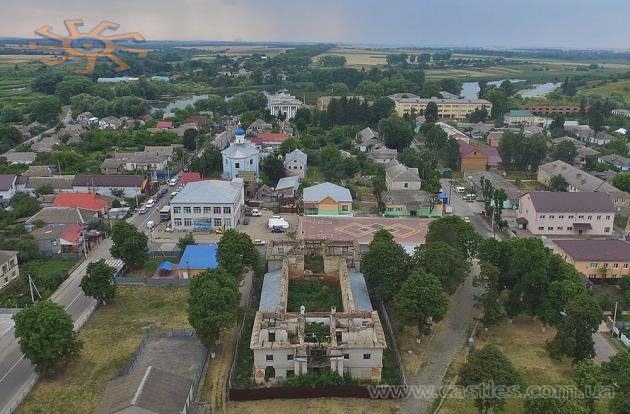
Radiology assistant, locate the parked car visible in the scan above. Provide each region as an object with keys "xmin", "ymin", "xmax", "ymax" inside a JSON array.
[
  {"xmin": 214, "ymin": 227, "xmax": 224, "ymax": 234},
  {"xmin": 253, "ymin": 239, "xmax": 266, "ymax": 246},
  {"xmin": 463, "ymin": 194, "xmax": 477, "ymax": 202},
  {"xmin": 165, "ymin": 227, "xmax": 174, "ymax": 232},
  {"xmin": 243, "ymin": 217, "xmax": 250, "ymax": 225},
  {"xmin": 170, "ymin": 191, "xmax": 178, "ymax": 198},
  {"xmin": 145, "ymin": 199, "xmax": 155, "ymax": 208},
  {"xmin": 251, "ymin": 208, "xmax": 262, "ymax": 217},
  {"xmin": 146, "ymin": 220, "xmax": 155, "ymax": 229},
  {"xmin": 160, "ymin": 188, "xmax": 168, "ymax": 196},
  {"xmin": 168, "ymin": 178, "xmax": 177, "ymax": 187},
  {"xmin": 138, "ymin": 206, "xmax": 148, "ymax": 214},
  {"xmin": 455, "ymin": 186, "xmax": 466, "ymax": 193},
  {"xmin": 463, "ymin": 217, "xmax": 471, "ymax": 223},
  {"xmin": 271, "ymin": 226, "xmax": 285, "ymax": 233}
]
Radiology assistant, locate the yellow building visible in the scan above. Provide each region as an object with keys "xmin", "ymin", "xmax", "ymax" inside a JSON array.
[
  {"xmin": 389, "ymin": 94, "xmax": 492, "ymax": 120},
  {"xmin": 553, "ymin": 239, "xmax": 630, "ymax": 282}
]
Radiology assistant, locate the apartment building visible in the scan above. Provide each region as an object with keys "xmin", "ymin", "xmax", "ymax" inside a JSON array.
[
  {"xmin": 0, "ymin": 250, "xmax": 19, "ymax": 291},
  {"xmin": 552, "ymin": 239, "xmax": 630, "ymax": 282},
  {"xmin": 517, "ymin": 192, "xmax": 615, "ymax": 236},
  {"xmin": 389, "ymin": 94, "xmax": 492, "ymax": 120},
  {"xmin": 169, "ymin": 179, "xmax": 244, "ymax": 231},
  {"xmin": 251, "ymin": 240, "xmax": 385, "ymax": 384}
]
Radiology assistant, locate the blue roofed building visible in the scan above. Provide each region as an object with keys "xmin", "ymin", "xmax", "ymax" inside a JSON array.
[{"xmin": 176, "ymin": 244, "xmax": 218, "ymax": 279}]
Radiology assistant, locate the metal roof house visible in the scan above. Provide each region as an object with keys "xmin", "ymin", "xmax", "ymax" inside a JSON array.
[
  {"xmin": 303, "ymin": 182, "xmax": 352, "ymax": 216},
  {"xmin": 176, "ymin": 244, "xmax": 218, "ymax": 279}
]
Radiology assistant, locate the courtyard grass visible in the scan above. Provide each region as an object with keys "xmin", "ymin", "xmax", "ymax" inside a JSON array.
[
  {"xmin": 228, "ymin": 398, "xmax": 400, "ymax": 414},
  {"xmin": 286, "ymin": 279, "xmax": 342, "ymax": 313},
  {"xmin": 18, "ymin": 286, "xmax": 190, "ymax": 414}
]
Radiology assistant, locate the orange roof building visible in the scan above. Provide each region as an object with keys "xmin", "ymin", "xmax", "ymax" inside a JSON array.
[{"xmin": 52, "ymin": 192, "xmax": 109, "ymax": 213}]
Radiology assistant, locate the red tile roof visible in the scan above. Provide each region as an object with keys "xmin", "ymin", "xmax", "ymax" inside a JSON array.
[
  {"xmin": 180, "ymin": 172, "xmax": 203, "ymax": 184},
  {"xmin": 251, "ymin": 133, "xmax": 289, "ymax": 146},
  {"xmin": 52, "ymin": 192, "xmax": 108, "ymax": 211},
  {"xmin": 185, "ymin": 116, "xmax": 208, "ymax": 128},
  {"xmin": 156, "ymin": 121, "xmax": 173, "ymax": 129},
  {"xmin": 60, "ymin": 224, "xmax": 83, "ymax": 245}
]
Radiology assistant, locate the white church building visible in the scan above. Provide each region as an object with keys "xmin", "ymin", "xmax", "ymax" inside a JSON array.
[{"xmin": 221, "ymin": 126, "xmax": 260, "ymax": 181}]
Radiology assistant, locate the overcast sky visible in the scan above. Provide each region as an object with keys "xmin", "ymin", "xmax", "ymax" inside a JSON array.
[{"xmin": 4, "ymin": 0, "xmax": 630, "ymax": 49}]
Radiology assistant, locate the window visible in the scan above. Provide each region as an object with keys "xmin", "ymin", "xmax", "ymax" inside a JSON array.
[
  {"xmin": 540, "ymin": 215, "xmax": 545, "ymax": 219},
  {"xmin": 567, "ymin": 226, "xmax": 573, "ymax": 231},
  {"xmin": 547, "ymin": 227, "xmax": 553, "ymax": 230},
  {"xmin": 266, "ymin": 355, "xmax": 273, "ymax": 361},
  {"xmin": 224, "ymin": 219, "xmax": 231, "ymax": 228},
  {"xmin": 363, "ymin": 354, "xmax": 371, "ymax": 360},
  {"xmin": 249, "ymin": 159, "xmax": 253, "ymax": 165},
  {"xmin": 341, "ymin": 205, "xmax": 349, "ymax": 211},
  {"xmin": 597, "ymin": 215, "xmax": 602, "ymax": 220},
  {"xmin": 174, "ymin": 218, "xmax": 182, "ymax": 226},
  {"xmin": 193, "ymin": 207, "xmax": 201, "ymax": 214},
  {"xmin": 343, "ymin": 354, "xmax": 350, "ymax": 359},
  {"xmin": 568, "ymin": 215, "xmax": 574, "ymax": 219},
  {"xmin": 404, "ymin": 182, "xmax": 408, "ymax": 188},
  {"xmin": 235, "ymin": 162, "xmax": 240, "ymax": 168},
  {"xmin": 287, "ymin": 370, "xmax": 295, "ymax": 377},
  {"xmin": 203, "ymin": 207, "xmax": 212, "ymax": 214},
  {"xmin": 223, "ymin": 207, "xmax": 231, "ymax": 214},
  {"xmin": 538, "ymin": 226, "xmax": 544, "ymax": 231},
  {"xmin": 591, "ymin": 262, "xmax": 598, "ymax": 268},
  {"xmin": 613, "ymin": 263, "xmax": 619, "ymax": 268},
  {"xmin": 184, "ymin": 218, "xmax": 192, "ymax": 226},
  {"xmin": 605, "ymin": 227, "xmax": 611, "ymax": 233},
  {"xmin": 606, "ymin": 215, "xmax": 611, "ymax": 220},
  {"xmin": 214, "ymin": 207, "xmax": 221, "ymax": 214},
  {"xmin": 269, "ymin": 332, "xmax": 275, "ymax": 342},
  {"xmin": 173, "ymin": 207, "xmax": 181, "ymax": 214},
  {"xmin": 183, "ymin": 207, "xmax": 191, "ymax": 214},
  {"xmin": 549, "ymin": 215, "xmax": 555, "ymax": 219},
  {"xmin": 587, "ymin": 215, "xmax": 592, "ymax": 220},
  {"xmin": 287, "ymin": 354, "xmax": 294, "ymax": 361},
  {"xmin": 603, "ymin": 263, "xmax": 609, "ymax": 268},
  {"xmin": 624, "ymin": 263, "xmax": 629, "ymax": 269},
  {"xmin": 557, "ymin": 227, "xmax": 563, "ymax": 230},
  {"xmin": 214, "ymin": 218, "xmax": 222, "ymax": 227},
  {"xmin": 578, "ymin": 215, "xmax": 584, "ymax": 219},
  {"xmin": 558, "ymin": 215, "xmax": 564, "ymax": 219}
]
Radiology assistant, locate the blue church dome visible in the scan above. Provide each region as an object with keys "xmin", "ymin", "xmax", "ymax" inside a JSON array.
[{"xmin": 235, "ymin": 127, "xmax": 245, "ymax": 136}]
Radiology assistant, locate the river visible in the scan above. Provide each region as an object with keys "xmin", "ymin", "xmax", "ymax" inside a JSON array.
[{"xmin": 461, "ymin": 79, "xmax": 560, "ymax": 99}]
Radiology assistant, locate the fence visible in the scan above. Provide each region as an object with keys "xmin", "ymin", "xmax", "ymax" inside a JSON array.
[
  {"xmin": 229, "ymin": 384, "xmax": 408, "ymax": 401},
  {"xmin": 150, "ymin": 250, "xmax": 181, "ymax": 258},
  {"xmin": 378, "ymin": 301, "xmax": 408, "ymax": 387},
  {"xmin": 607, "ymin": 316, "xmax": 630, "ymax": 348},
  {"xmin": 115, "ymin": 277, "xmax": 190, "ymax": 286}
]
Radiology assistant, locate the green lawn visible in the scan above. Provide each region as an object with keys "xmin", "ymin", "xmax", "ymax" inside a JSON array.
[
  {"xmin": 0, "ymin": 258, "xmax": 79, "ymax": 307},
  {"xmin": 19, "ymin": 286, "xmax": 190, "ymax": 414},
  {"xmin": 287, "ymin": 279, "xmax": 342, "ymax": 313},
  {"xmin": 578, "ymin": 78, "xmax": 630, "ymax": 106}
]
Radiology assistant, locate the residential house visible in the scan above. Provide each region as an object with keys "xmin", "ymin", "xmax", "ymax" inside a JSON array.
[
  {"xmin": 23, "ymin": 166, "xmax": 52, "ymax": 177},
  {"xmin": 0, "ymin": 174, "xmax": 18, "ymax": 202},
  {"xmin": 356, "ymin": 127, "xmax": 382, "ymax": 152},
  {"xmin": 283, "ymin": 149, "xmax": 307, "ymax": 179},
  {"xmin": 487, "ymin": 130, "xmax": 504, "ymax": 147},
  {"xmin": 176, "ymin": 244, "xmax": 218, "ymax": 279},
  {"xmin": 537, "ymin": 160, "xmax": 630, "ymax": 207},
  {"xmin": 458, "ymin": 140, "xmax": 502, "ymax": 171},
  {"xmin": 98, "ymin": 116, "xmax": 121, "ymax": 130},
  {"xmin": 389, "ymin": 95, "xmax": 492, "ymax": 120},
  {"xmin": 382, "ymin": 161, "xmax": 437, "ymax": 217},
  {"xmin": 76, "ymin": 111, "xmax": 98, "ymax": 127},
  {"xmin": 552, "ymin": 239, "xmax": 630, "ymax": 282},
  {"xmin": 184, "ymin": 116, "xmax": 208, "ymax": 129},
  {"xmin": 385, "ymin": 161, "xmax": 421, "ymax": 191},
  {"xmin": 172, "ymin": 123, "xmax": 198, "ymax": 138},
  {"xmin": 565, "ymin": 124, "xmax": 595, "ymax": 141},
  {"xmin": 503, "ymin": 110, "xmax": 540, "ymax": 126},
  {"xmin": 612, "ymin": 109, "xmax": 630, "ymax": 117},
  {"xmin": 303, "ymin": 182, "xmax": 352, "ymax": 216},
  {"xmin": 156, "ymin": 121, "xmax": 173, "ymax": 129},
  {"xmin": 275, "ymin": 176, "xmax": 300, "ymax": 198},
  {"xmin": 589, "ymin": 132, "xmax": 616, "ymax": 146},
  {"xmin": 100, "ymin": 158, "xmax": 126, "ymax": 175},
  {"xmin": 72, "ymin": 175, "xmax": 148, "ymax": 198},
  {"xmin": 144, "ymin": 145, "xmax": 182, "ymax": 159},
  {"xmin": 435, "ymin": 122, "xmax": 470, "ymax": 142},
  {"xmin": 0, "ymin": 251, "xmax": 18, "ymax": 291},
  {"xmin": 124, "ymin": 152, "xmax": 169, "ymax": 172},
  {"xmin": 246, "ymin": 119, "xmax": 272, "ymax": 135},
  {"xmin": 21, "ymin": 175, "xmax": 75, "ymax": 194},
  {"xmin": 52, "ymin": 192, "xmax": 109, "ymax": 214},
  {"xmin": 252, "ymin": 241, "xmax": 385, "ymax": 383},
  {"xmin": 466, "ymin": 171, "xmax": 522, "ymax": 209},
  {"xmin": 517, "ymin": 192, "xmax": 615, "ymax": 236},
  {"xmin": 251, "ymin": 132, "xmax": 290, "ymax": 152},
  {"xmin": 3, "ymin": 152, "xmax": 36, "ymax": 165},
  {"xmin": 26, "ymin": 206, "xmax": 98, "ymax": 226},
  {"xmin": 367, "ymin": 145, "xmax": 398, "ymax": 164},
  {"xmin": 468, "ymin": 122, "xmax": 495, "ymax": 140},
  {"xmin": 170, "ymin": 179, "xmax": 244, "ymax": 231},
  {"xmin": 576, "ymin": 147, "xmax": 600, "ymax": 167},
  {"xmin": 599, "ymin": 154, "xmax": 630, "ymax": 172}
]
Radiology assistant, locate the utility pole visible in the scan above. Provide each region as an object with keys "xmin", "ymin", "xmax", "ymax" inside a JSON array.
[
  {"xmin": 613, "ymin": 301, "xmax": 618, "ymax": 336},
  {"xmin": 28, "ymin": 274, "xmax": 41, "ymax": 304}
]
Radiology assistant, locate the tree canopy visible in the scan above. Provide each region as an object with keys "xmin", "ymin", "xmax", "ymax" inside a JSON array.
[
  {"xmin": 395, "ymin": 271, "xmax": 448, "ymax": 336},
  {"xmin": 80, "ymin": 259, "xmax": 117, "ymax": 304},
  {"xmin": 110, "ymin": 221, "xmax": 148, "ymax": 269},
  {"xmin": 361, "ymin": 229, "xmax": 409, "ymax": 301}
]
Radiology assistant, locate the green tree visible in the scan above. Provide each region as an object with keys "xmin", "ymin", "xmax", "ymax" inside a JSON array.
[
  {"xmin": 13, "ymin": 299, "xmax": 81, "ymax": 374},
  {"xmin": 31, "ymin": 71, "xmax": 64, "ymax": 94},
  {"xmin": 425, "ymin": 124, "xmax": 447, "ymax": 153},
  {"xmin": 424, "ymin": 101, "xmax": 439, "ymax": 123},
  {"xmin": 80, "ymin": 259, "xmax": 117, "ymax": 304},
  {"xmin": 278, "ymin": 137, "xmax": 301, "ymax": 156},
  {"xmin": 425, "ymin": 215, "xmax": 481, "ymax": 258},
  {"xmin": 190, "ymin": 145, "xmax": 223, "ymax": 178},
  {"xmin": 458, "ymin": 345, "xmax": 523, "ymax": 414},
  {"xmin": 261, "ymin": 154, "xmax": 285, "ymax": 184},
  {"xmin": 54, "ymin": 77, "xmax": 95, "ymax": 104},
  {"xmin": 110, "ymin": 221, "xmax": 148, "ymax": 269},
  {"xmin": 474, "ymin": 262, "xmax": 505, "ymax": 328},
  {"xmin": 603, "ymin": 350, "xmax": 630, "ymax": 414},
  {"xmin": 549, "ymin": 115, "xmax": 566, "ymax": 131},
  {"xmin": 188, "ymin": 268, "xmax": 240, "ymax": 345},
  {"xmin": 612, "ymin": 172, "xmax": 630, "ymax": 193},
  {"xmin": 552, "ymin": 141, "xmax": 578, "ymax": 164},
  {"xmin": 395, "ymin": 271, "xmax": 448, "ymax": 336},
  {"xmin": 524, "ymin": 392, "xmax": 588, "ymax": 414},
  {"xmin": 361, "ymin": 229, "xmax": 409, "ymax": 301},
  {"xmin": 30, "ymin": 96, "xmax": 61, "ymax": 124},
  {"xmin": 413, "ymin": 241, "xmax": 470, "ymax": 294},
  {"xmin": 217, "ymin": 229, "xmax": 259, "ymax": 277},
  {"xmin": 177, "ymin": 233, "xmax": 197, "ymax": 251},
  {"xmin": 182, "ymin": 128, "xmax": 199, "ymax": 151},
  {"xmin": 548, "ymin": 174, "xmax": 569, "ymax": 192},
  {"xmin": 378, "ymin": 115, "xmax": 413, "ymax": 151},
  {"xmin": 573, "ymin": 359, "xmax": 603, "ymax": 414},
  {"xmin": 548, "ymin": 294, "xmax": 603, "ymax": 362}
]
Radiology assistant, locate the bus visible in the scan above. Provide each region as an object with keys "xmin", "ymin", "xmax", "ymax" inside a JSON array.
[{"xmin": 159, "ymin": 206, "xmax": 171, "ymax": 222}]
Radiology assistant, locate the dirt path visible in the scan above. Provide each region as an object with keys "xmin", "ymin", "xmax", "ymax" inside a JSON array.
[{"xmin": 199, "ymin": 325, "xmax": 238, "ymax": 414}]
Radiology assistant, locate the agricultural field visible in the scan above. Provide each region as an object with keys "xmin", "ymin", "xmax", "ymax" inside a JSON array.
[
  {"xmin": 18, "ymin": 286, "xmax": 190, "ymax": 414},
  {"xmin": 578, "ymin": 78, "xmax": 630, "ymax": 106},
  {"xmin": 0, "ymin": 57, "xmax": 48, "ymax": 106}
]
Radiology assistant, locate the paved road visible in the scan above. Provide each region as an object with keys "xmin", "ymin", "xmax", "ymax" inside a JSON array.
[
  {"xmin": 0, "ymin": 239, "xmax": 113, "ymax": 414},
  {"xmin": 593, "ymin": 332, "xmax": 617, "ymax": 363},
  {"xmin": 397, "ymin": 182, "xmax": 490, "ymax": 414}
]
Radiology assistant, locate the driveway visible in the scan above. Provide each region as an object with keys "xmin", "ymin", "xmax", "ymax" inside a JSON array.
[{"xmin": 593, "ymin": 332, "xmax": 617, "ymax": 363}]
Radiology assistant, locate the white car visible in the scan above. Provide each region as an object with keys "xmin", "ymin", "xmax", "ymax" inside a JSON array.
[
  {"xmin": 145, "ymin": 199, "xmax": 155, "ymax": 208},
  {"xmin": 168, "ymin": 178, "xmax": 177, "ymax": 187},
  {"xmin": 455, "ymin": 186, "xmax": 466, "ymax": 193},
  {"xmin": 170, "ymin": 191, "xmax": 178, "ymax": 198},
  {"xmin": 251, "ymin": 209, "xmax": 262, "ymax": 217},
  {"xmin": 146, "ymin": 220, "xmax": 155, "ymax": 229}
]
